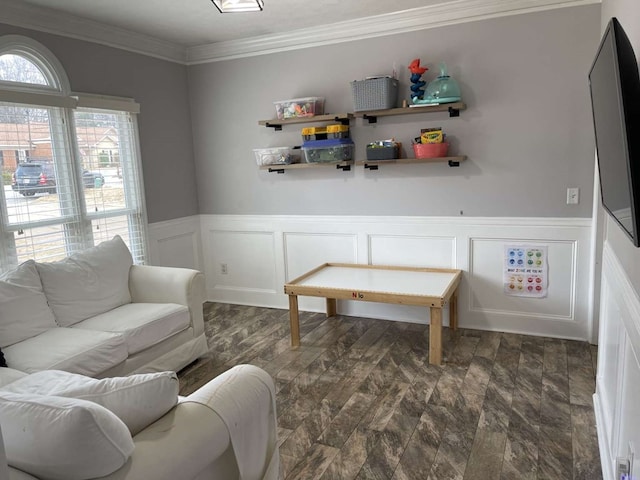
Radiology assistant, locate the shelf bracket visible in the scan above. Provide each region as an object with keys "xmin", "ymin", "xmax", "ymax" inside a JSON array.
[
  {"xmin": 335, "ymin": 116, "xmax": 350, "ymax": 126},
  {"xmin": 448, "ymin": 160, "xmax": 460, "ymax": 167},
  {"xmin": 265, "ymin": 122, "xmax": 283, "ymax": 131},
  {"xmin": 336, "ymin": 164, "xmax": 351, "ymax": 172},
  {"xmin": 364, "ymin": 163, "xmax": 379, "ymax": 170},
  {"xmin": 268, "ymin": 167, "xmax": 286, "ymax": 174},
  {"xmin": 362, "ymin": 114, "xmax": 378, "ymax": 124},
  {"xmin": 448, "ymin": 107, "xmax": 460, "ymax": 118}
]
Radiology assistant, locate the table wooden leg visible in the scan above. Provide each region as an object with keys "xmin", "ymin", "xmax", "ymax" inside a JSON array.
[
  {"xmin": 450, "ymin": 290, "xmax": 458, "ymax": 332},
  {"xmin": 326, "ymin": 298, "xmax": 337, "ymax": 317},
  {"xmin": 288, "ymin": 295, "xmax": 300, "ymax": 347},
  {"xmin": 429, "ymin": 307, "xmax": 443, "ymax": 366}
]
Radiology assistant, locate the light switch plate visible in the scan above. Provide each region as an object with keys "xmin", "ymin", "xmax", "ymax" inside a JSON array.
[{"xmin": 567, "ymin": 187, "xmax": 579, "ymax": 204}]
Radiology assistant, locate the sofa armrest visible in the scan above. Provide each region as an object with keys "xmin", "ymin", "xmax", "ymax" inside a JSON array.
[
  {"xmin": 128, "ymin": 265, "xmax": 205, "ymax": 337},
  {"xmin": 96, "ymin": 401, "xmax": 235, "ymax": 480}
]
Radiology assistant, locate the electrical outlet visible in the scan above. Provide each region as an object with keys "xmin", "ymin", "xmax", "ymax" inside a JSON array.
[
  {"xmin": 567, "ymin": 187, "xmax": 580, "ymax": 205},
  {"xmin": 220, "ymin": 263, "xmax": 228, "ymax": 275},
  {"xmin": 617, "ymin": 456, "xmax": 630, "ymax": 479}
]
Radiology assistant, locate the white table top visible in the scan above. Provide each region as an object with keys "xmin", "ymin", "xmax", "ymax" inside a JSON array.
[{"xmin": 294, "ymin": 265, "xmax": 459, "ymax": 297}]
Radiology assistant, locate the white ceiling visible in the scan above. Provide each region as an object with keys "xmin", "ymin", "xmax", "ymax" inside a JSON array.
[
  {"xmin": 11, "ymin": 0, "xmax": 454, "ymax": 47},
  {"xmin": 2, "ymin": 0, "xmax": 598, "ymax": 63}
]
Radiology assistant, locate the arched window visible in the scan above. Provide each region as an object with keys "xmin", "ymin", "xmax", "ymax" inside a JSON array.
[
  {"xmin": 0, "ymin": 36, "xmax": 69, "ymax": 93},
  {"xmin": 0, "ymin": 54, "xmax": 48, "ymax": 85},
  {"xmin": 0, "ymin": 36, "xmax": 147, "ymax": 269}
]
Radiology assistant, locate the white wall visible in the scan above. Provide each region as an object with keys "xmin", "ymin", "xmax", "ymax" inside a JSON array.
[{"xmin": 187, "ymin": 5, "xmax": 600, "ymax": 219}]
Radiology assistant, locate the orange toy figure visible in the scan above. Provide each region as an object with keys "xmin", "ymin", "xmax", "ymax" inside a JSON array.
[
  {"xmin": 408, "ymin": 58, "xmax": 428, "ymax": 100},
  {"xmin": 408, "ymin": 58, "xmax": 428, "ymax": 75}
]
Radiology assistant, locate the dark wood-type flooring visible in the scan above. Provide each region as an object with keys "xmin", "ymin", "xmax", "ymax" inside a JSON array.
[{"xmin": 178, "ymin": 303, "xmax": 602, "ymax": 480}]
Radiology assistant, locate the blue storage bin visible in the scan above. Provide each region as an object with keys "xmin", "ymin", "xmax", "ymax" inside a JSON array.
[{"xmin": 302, "ymin": 138, "xmax": 354, "ymax": 163}]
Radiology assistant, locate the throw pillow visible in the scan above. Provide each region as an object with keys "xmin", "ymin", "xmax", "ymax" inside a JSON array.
[
  {"xmin": 0, "ymin": 260, "xmax": 57, "ymax": 348},
  {"xmin": 0, "ymin": 391, "xmax": 134, "ymax": 480},
  {"xmin": 3, "ymin": 369, "xmax": 179, "ymax": 435},
  {"xmin": 0, "ymin": 259, "xmax": 43, "ymax": 289},
  {"xmin": 35, "ymin": 235, "xmax": 133, "ymax": 327}
]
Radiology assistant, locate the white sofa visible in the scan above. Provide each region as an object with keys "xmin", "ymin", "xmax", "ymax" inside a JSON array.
[
  {"xmin": 0, "ymin": 236, "xmax": 209, "ymax": 378},
  {"xmin": 0, "ymin": 365, "xmax": 281, "ymax": 480}
]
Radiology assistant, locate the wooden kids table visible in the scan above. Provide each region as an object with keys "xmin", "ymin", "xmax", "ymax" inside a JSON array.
[{"xmin": 284, "ymin": 263, "xmax": 462, "ymax": 365}]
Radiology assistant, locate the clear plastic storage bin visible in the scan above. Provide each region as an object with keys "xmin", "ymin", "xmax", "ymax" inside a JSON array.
[
  {"xmin": 274, "ymin": 97, "xmax": 324, "ymax": 120},
  {"xmin": 253, "ymin": 147, "xmax": 301, "ymax": 166},
  {"xmin": 302, "ymin": 138, "xmax": 354, "ymax": 163}
]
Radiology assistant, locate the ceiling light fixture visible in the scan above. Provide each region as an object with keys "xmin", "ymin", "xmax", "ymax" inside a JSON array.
[{"xmin": 211, "ymin": 0, "xmax": 264, "ymax": 13}]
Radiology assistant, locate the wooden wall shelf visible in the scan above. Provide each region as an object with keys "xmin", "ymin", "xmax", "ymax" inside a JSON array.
[
  {"xmin": 357, "ymin": 102, "xmax": 466, "ymax": 123},
  {"xmin": 356, "ymin": 156, "xmax": 467, "ymax": 169},
  {"xmin": 260, "ymin": 161, "xmax": 353, "ymax": 173},
  {"xmin": 258, "ymin": 113, "xmax": 353, "ymax": 130}
]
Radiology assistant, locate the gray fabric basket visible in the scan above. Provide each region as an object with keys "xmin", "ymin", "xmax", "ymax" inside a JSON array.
[{"xmin": 350, "ymin": 77, "xmax": 399, "ymax": 111}]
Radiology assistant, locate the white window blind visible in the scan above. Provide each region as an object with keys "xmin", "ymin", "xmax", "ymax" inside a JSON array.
[
  {"xmin": 0, "ymin": 101, "xmax": 83, "ymax": 265},
  {"xmin": 73, "ymin": 108, "xmax": 147, "ymax": 264}
]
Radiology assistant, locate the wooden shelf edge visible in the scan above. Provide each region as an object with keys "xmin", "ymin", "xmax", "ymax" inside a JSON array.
[
  {"xmin": 258, "ymin": 113, "xmax": 354, "ymax": 127},
  {"xmin": 356, "ymin": 102, "xmax": 466, "ymax": 119},
  {"xmin": 258, "ymin": 102, "xmax": 466, "ymax": 127},
  {"xmin": 259, "ymin": 160, "xmax": 354, "ymax": 171},
  {"xmin": 355, "ymin": 155, "xmax": 467, "ymax": 166}
]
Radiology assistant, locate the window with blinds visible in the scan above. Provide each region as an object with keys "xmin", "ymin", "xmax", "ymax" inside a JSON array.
[
  {"xmin": 0, "ymin": 36, "xmax": 148, "ymax": 272},
  {"xmin": 73, "ymin": 108, "xmax": 147, "ymax": 263}
]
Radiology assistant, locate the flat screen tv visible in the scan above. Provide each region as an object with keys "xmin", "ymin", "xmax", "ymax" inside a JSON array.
[{"xmin": 589, "ymin": 17, "xmax": 640, "ymax": 246}]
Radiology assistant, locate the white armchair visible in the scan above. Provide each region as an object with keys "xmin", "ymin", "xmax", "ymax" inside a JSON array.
[{"xmin": 2, "ymin": 365, "xmax": 280, "ymax": 480}]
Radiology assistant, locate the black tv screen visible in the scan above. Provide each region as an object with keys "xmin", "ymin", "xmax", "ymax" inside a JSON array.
[{"xmin": 589, "ymin": 18, "xmax": 640, "ymax": 247}]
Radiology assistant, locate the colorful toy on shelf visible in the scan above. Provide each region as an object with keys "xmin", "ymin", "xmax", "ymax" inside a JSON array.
[
  {"xmin": 422, "ymin": 62, "xmax": 461, "ymax": 104},
  {"xmin": 408, "ymin": 58, "xmax": 428, "ymax": 102}
]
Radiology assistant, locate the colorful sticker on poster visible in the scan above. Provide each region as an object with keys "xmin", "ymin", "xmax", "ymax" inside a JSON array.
[{"xmin": 504, "ymin": 245, "xmax": 548, "ymax": 298}]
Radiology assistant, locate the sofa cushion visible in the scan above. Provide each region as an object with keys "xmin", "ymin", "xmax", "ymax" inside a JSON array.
[
  {"xmin": 2, "ymin": 369, "xmax": 179, "ymax": 435},
  {"xmin": 3, "ymin": 328, "xmax": 128, "ymax": 376},
  {"xmin": 0, "ymin": 260, "xmax": 57, "ymax": 348},
  {"xmin": 36, "ymin": 235, "xmax": 133, "ymax": 327},
  {"xmin": 73, "ymin": 302, "xmax": 190, "ymax": 355},
  {"xmin": 0, "ymin": 367, "xmax": 27, "ymax": 388},
  {"xmin": 0, "ymin": 391, "xmax": 133, "ymax": 480}
]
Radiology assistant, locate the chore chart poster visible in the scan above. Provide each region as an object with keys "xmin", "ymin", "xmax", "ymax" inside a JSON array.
[{"xmin": 504, "ymin": 245, "xmax": 548, "ymax": 298}]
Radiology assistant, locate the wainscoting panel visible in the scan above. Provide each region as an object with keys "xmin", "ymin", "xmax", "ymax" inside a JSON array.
[
  {"xmin": 461, "ymin": 219, "xmax": 592, "ymax": 340},
  {"xmin": 467, "ymin": 238, "xmax": 577, "ymax": 337},
  {"xmin": 206, "ymin": 229, "xmax": 277, "ymax": 290},
  {"xmin": 197, "ymin": 214, "xmax": 592, "ymax": 340},
  {"xmin": 594, "ymin": 243, "xmax": 640, "ymax": 480},
  {"xmin": 368, "ymin": 234, "xmax": 456, "ymax": 268},
  {"xmin": 283, "ymin": 232, "xmax": 358, "ymax": 281},
  {"xmin": 147, "ymin": 215, "xmax": 201, "ymax": 270}
]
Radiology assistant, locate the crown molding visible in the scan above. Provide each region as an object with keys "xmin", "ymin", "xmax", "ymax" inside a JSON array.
[
  {"xmin": 0, "ymin": 0, "xmax": 599, "ymax": 66},
  {"xmin": 0, "ymin": 0, "xmax": 187, "ymax": 64},
  {"xmin": 187, "ymin": 0, "xmax": 601, "ymax": 64}
]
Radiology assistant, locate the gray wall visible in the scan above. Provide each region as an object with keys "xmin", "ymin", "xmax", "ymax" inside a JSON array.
[
  {"xmin": 0, "ymin": 23, "xmax": 199, "ymax": 224},
  {"xmin": 600, "ymin": 0, "xmax": 640, "ymax": 291},
  {"xmin": 188, "ymin": 5, "xmax": 600, "ymax": 217}
]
